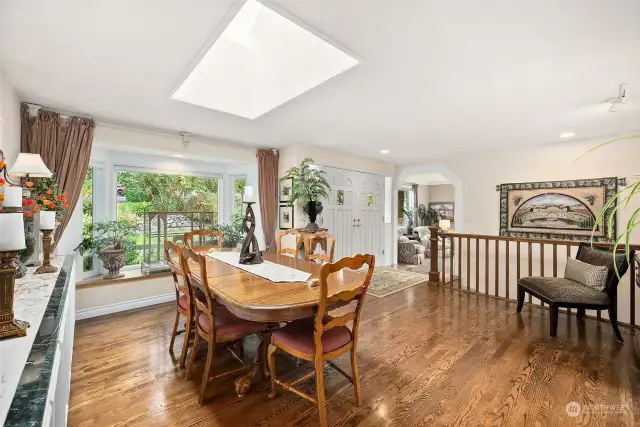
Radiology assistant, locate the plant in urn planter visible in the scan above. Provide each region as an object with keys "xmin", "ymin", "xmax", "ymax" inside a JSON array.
[
  {"xmin": 76, "ymin": 220, "xmax": 138, "ymax": 279},
  {"xmin": 281, "ymin": 157, "xmax": 330, "ymax": 229}
]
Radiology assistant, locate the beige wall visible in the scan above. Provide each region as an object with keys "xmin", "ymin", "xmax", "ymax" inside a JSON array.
[
  {"xmin": 428, "ymin": 184, "xmax": 455, "ymax": 203},
  {"xmin": 440, "ymin": 135, "xmax": 640, "ymax": 240},
  {"xmin": 0, "ymin": 70, "xmax": 20, "ymax": 163},
  {"xmin": 76, "ymin": 275, "xmax": 175, "ymax": 318},
  {"xmin": 417, "ymin": 185, "xmax": 429, "ymax": 206}
]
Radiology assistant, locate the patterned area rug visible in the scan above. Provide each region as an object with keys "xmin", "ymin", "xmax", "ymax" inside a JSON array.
[{"xmin": 363, "ymin": 267, "xmax": 430, "ymax": 298}]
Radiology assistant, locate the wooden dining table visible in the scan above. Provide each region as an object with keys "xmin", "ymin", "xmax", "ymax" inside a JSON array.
[{"xmin": 172, "ymin": 248, "xmax": 367, "ymax": 395}]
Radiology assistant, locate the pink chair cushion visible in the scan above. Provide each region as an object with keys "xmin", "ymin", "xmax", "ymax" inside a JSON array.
[
  {"xmin": 198, "ymin": 307, "xmax": 267, "ymax": 338},
  {"xmin": 272, "ymin": 316, "xmax": 352, "ymax": 354},
  {"xmin": 177, "ymin": 293, "xmax": 208, "ymax": 311},
  {"xmin": 177, "ymin": 295, "xmax": 188, "ymax": 310}
]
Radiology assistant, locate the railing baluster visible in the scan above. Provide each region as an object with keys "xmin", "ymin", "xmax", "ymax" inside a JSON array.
[
  {"xmin": 449, "ymin": 237, "xmax": 454, "ymax": 288},
  {"xmin": 540, "ymin": 243, "xmax": 545, "ymax": 306},
  {"xmin": 505, "ymin": 240, "xmax": 510, "ymax": 300},
  {"xmin": 516, "ymin": 241, "xmax": 521, "ymax": 282},
  {"xmin": 466, "ymin": 238, "xmax": 471, "ymax": 290},
  {"xmin": 485, "ymin": 239, "xmax": 489, "ymax": 295},
  {"xmin": 494, "ymin": 240, "xmax": 499, "ymax": 297},
  {"xmin": 552, "ymin": 244, "xmax": 558, "ymax": 277},
  {"xmin": 527, "ymin": 243, "xmax": 532, "ymax": 304},
  {"xmin": 441, "ymin": 236, "xmax": 446, "ymax": 285},
  {"xmin": 475, "ymin": 238, "xmax": 480, "ymax": 291},
  {"xmin": 458, "ymin": 237, "xmax": 462, "ymax": 289},
  {"xmin": 566, "ymin": 244, "xmax": 571, "ymax": 316}
]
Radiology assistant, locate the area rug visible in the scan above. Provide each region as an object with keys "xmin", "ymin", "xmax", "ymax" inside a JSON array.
[{"xmin": 362, "ymin": 267, "xmax": 430, "ymax": 298}]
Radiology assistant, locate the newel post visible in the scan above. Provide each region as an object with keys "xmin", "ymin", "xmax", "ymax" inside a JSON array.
[{"xmin": 428, "ymin": 224, "xmax": 440, "ymax": 284}]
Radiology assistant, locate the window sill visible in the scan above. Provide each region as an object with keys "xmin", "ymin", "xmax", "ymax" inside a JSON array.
[{"xmin": 77, "ymin": 269, "xmax": 172, "ymax": 288}]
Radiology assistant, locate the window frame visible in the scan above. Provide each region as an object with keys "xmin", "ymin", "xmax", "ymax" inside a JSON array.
[
  {"xmin": 78, "ymin": 161, "xmax": 105, "ymax": 280},
  {"xmin": 111, "ymin": 164, "xmax": 224, "ymax": 270}
]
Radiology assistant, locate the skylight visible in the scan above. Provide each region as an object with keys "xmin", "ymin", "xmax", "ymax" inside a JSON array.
[{"xmin": 171, "ymin": 0, "xmax": 359, "ymax": 119}]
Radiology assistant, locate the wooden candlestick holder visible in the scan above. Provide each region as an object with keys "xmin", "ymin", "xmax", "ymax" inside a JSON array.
[
  {"xmin": 35, "ymin": 229, "xmax": 58, "ymax": 274},
  {"xmin": 0, "ymin": 250, "xmax": 29, "ymax": 339}
]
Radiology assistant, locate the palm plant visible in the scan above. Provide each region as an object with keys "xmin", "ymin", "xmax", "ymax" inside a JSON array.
[
  {"xmin": 281, "ymin": 157, "xmax": 331, "ymax": 205},
  {"xmin": 578, "ymin": 134, "xmax": 640, "ymax": 275}
]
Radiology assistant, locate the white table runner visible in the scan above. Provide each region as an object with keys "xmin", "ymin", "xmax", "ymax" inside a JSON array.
[{"xmin": 207, "ymin": 251, "xmax": 312, "ymax": 283}]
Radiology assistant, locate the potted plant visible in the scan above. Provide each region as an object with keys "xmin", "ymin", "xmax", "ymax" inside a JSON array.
[
  {"xmin": 218, "ymin": 212, "xmax": 245, "ymax": 248},
  {"xmin": 403, "ymin": 208, "xmax": 417, "ymax": 234},
  {"xmin": 425, "ymin": 207, "xmax": 441, "ymax": 226},
  {"xmin": 281, "ymin": 157, "xmax": 331, "ymax": 229},
  {"xmin": 76, "ymin": 219, "xmax": 138, "ymax": 279}
]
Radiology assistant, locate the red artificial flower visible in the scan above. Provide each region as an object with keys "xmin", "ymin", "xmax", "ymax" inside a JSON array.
[
  {"xmin": 25, "ymin": 181, "xmax": 34, "ymax": 188},
  {"xmin": 55, "ymin": 195, "xmax": 61, "ymax": 201},
  {"xmin": 33, "ymin": 205, "xmax": 40, "ymax": 212},
  {"xmin": 46, "ymin": 189, "xmax": 53, "ymax": 195},
  {"xmin": 24, "ymin": 211, "xmax": 33, "ymax": 218},
  {"xmin": 0, "ymin": 161, "xmax": 5, "ymax": 169},
  {"xmin": 49, "ymin": 203, "xmax": 56, "ymax": 209},
  {"xmin": 0, "ymin": 178, "xmax": 5, "ymax": 186},
  {"xmin": 39, "ymin": 194, "xmax": 46, "ymax": 200},
  {"xmin": 62, "ymin": 192, "xmax": 69, "ymax": 198},
  {"xmin": 63, "ymin": 203, "xmax": 69, "ymax": 208},
  {"xmin": 0, "ymin": 194, "xmax": 4, "ymax": 202}
]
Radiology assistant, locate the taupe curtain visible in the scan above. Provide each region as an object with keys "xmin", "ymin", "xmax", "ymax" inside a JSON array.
[
  {"xmin": 21, "ymin": 104, "xmax": 95, "ymax": 247},
  {"xmin": 412, "ymin": 184, "xmax": 419, "ymax": 225},
  {"xmin": 256, "ymin": 149, "xmax": 279, "ymax": 251}
]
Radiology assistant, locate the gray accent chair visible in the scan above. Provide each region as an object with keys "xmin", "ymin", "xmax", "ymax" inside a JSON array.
[{"xmin": 517, "ymin": 243, "xmax": 634, "ymax": 342}]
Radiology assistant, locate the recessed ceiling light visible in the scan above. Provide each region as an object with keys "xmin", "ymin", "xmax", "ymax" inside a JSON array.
[
  {"xmin": 560, "ymin": 132, "xmax": 575, "ymax": 138},
  {"xmin": 380, "ymin": 149, "xmax": 390, "ymax": 154},
  {"xmin": 173, "ymin": 154, "xmax": 184, "ymax": 158},
  {"xmin": 171, "ymin": 0, "xmax": 359, "ymax": 119}
]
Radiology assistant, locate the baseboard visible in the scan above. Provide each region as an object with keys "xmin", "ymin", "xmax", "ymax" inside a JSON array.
[{"xmin": 75, "ymin": 293, "xmax": 175, "ymax": 320}]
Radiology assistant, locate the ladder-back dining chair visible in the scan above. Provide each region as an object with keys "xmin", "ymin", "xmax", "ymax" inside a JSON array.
[
  {"xmin": 164, "ymin": 241, "xmax": 193, "ymax": 368},
  {"xmin": 184, "ymin": 229, "xmax": 224, "ymax": 252},
  {"xmin": 276, "ymin": 229, "xmax": 302, "ymax": 258},
  {"xmin": 304, "ymin": 231, "xmax": 336, "ymax": 264},
  {"xmin": 181, "ymin": 248, "xmax": 271, "ymax": 404},
  {"xmin": 267, "ymin": 254, "xmax": 375, "ymax": 427}
]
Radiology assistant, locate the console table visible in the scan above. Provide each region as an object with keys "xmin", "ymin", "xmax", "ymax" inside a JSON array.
[{"xmin": 0, "ymin": 255, "xmax": 76, "ymax": 427}]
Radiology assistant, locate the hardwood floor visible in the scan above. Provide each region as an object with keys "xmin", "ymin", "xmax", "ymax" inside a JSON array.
[{"xmin": 69, "ymin": 281, "xmax": 639, "ymax": 426}]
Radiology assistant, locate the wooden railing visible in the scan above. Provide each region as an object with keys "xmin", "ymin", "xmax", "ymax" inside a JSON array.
[{"xmin": 426, "ymin": 225, "xmax": 640, "ymax": 329}]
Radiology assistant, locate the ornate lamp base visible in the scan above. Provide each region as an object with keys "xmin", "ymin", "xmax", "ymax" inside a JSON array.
[
  {"xmin": 0, "ymin": 319, "xmax": 28, "ymax": 339},
  {"xmin": 0, "ymin": 250, "xmax": 30, "ymax": 340},
  {"xmin": 35, "ymin": 229, "xmax": 58, "ymax": 274}
]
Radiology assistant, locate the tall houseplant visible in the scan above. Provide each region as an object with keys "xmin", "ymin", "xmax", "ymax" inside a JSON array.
[
  {"xmin": 579, "ymin": 134, "xmax": 640, "ymax": 276},
  {"xmin": 76, "ymin": 219, "xmax": 138, "ymax": 279},
  {"xmin": 281, "ymin": 157, "xmax": 331, "ymax": 229}
]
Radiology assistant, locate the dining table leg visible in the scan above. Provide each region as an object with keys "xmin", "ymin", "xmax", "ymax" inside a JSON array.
[{"xmin": 233, "ymin": 330, "xmax": 273, "ymax": 397}]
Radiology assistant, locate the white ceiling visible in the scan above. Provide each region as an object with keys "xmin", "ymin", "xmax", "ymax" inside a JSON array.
[{"xmin": 1, "ymin": 0, "xmax": 639, "ymax": 164}]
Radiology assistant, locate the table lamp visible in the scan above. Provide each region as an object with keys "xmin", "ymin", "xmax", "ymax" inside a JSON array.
[
  {"xmin": 238, "ymin": 186, "xmax": 263, "ymax": 265},
  {"xmin": 439, "ymin": 219, "xmax": 451, "ymax": 232},
  {"xmin": 0, "ymin": 192, "xmax": 28, "ymax": 339},
  {"xmin": 0, "ymin": 150, "xmax": 51, "ymax": 339}
]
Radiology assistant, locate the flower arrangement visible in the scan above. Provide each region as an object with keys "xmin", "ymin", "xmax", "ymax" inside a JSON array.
[{"xmin": 21, "ymin": 176, "xmax": 69, "ymax": 219}]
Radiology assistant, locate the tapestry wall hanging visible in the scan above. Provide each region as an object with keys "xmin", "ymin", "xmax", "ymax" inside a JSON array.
[{"xmin": 498, "ymin": 177, "xmax": 617, "ymax": 242}]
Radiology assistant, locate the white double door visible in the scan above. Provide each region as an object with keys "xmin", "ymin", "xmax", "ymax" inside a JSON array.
[{"xmin": 320, "ymin": 167, "xmax": 385, "ymax": 261}]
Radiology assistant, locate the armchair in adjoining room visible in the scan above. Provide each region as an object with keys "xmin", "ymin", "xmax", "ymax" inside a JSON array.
[
  {"xmin": 397, "ymin": 226, "xmax": 425, "ymax": 264},
  {"xmin": 413, "ymin": 226, "xmax": 454, "ymax": 258}
]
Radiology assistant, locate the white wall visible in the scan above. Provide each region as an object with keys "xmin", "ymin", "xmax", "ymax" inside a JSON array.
[
  {"xmin": 0, "ymin": 69, "xmax": 20, "ymax": 164},
  {"xmin": 417, "ymin": 185, "xmax": 429, "ymax": 206}
]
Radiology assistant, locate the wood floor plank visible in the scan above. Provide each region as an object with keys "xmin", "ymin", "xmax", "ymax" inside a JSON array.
[{"xmin": 69, "ymin": 281, "xmax": 637, "ymax": 427}]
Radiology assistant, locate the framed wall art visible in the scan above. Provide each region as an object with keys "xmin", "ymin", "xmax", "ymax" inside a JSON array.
[
  {"xmin": 498, "ymin": 177, "xmax": 618, "ymax": 242},
  {"xmin": 279, "ymin": 178, "xmax": 293, "ymax": 203},
  {"xmin": 279, "ymin": 205, "xmax": 294, "ymax": 230},
  {"xmin": 429, "ymin": 202, "xmax": 454, "ymax": 222}
]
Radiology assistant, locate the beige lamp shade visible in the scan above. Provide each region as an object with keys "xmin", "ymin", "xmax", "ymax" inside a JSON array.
[
  {"xmin": 243, "ymin": 186, "xmax": 256, "ymax": 203},
  {"xmin": 8, "ymin": 153, "xmax": 53, "ymax": 177},
  {"xmin": 439, "ymin": 219, "xmax": 451, "ymax": 230}
]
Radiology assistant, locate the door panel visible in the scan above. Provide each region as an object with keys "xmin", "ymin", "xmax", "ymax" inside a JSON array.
[{"xmin": 323, "ymin": 167, "xmax": 385, "ymax": 261}]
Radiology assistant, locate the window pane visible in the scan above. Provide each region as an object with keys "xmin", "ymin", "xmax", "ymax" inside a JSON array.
[
  {"xmin": 233, "ymin": 177, "xmax": 246, "ymax": 217},
  {"xmin": 116, "ymin": 170, "xmax": 220, "ymax": 266},
  {"xmin": 82, "ymin": 168, "xmax": 94, "ymax": 271}
]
